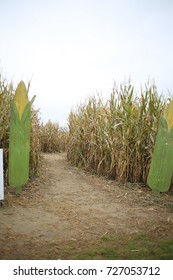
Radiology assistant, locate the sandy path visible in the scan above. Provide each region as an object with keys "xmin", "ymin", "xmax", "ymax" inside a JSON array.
[{"xmin": 0, "ymin": 153, "xmax": 173, "ymax": 259}]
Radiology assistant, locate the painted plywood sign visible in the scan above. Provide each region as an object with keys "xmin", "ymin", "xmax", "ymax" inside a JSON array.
[
  {"xmin": 8, "ymin": 81, "xmax": 35, "ymax": 194},
  {"xmin": 0, "ymin": 149, "xmax": 4, "ymax": 200},
  {"xmin": 147, "ymin": 100, "xmax": 173, "ymax": 192}
]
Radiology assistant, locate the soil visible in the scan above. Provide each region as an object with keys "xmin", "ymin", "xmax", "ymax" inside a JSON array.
[{"xmin": 0, "ymin": 153, "xmax": 173, "ymax": 259}]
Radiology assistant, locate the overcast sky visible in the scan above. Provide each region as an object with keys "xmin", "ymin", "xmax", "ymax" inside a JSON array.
[{"xmin": 0, "ymin": 0, "xmax": 173, "ymax": 126}]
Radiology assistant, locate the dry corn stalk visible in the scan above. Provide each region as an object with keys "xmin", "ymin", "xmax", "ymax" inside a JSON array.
[{"xmin": 67, "ymin": 81, "xmax": 166, "ymax": 184}]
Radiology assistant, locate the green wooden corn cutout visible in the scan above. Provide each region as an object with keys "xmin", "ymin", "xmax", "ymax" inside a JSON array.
[
  {"xmin": 147, "ymin": 100, "xmax": 173, "ymax": 193},
  {"xmin": 9, "ymin": 81, "xmax": 35, "ymax": 194}
]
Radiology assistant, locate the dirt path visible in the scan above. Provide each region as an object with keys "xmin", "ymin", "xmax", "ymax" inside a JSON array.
[{"xmin": 0, "ymin": 153, "xmax": 173, "ymax": 259}]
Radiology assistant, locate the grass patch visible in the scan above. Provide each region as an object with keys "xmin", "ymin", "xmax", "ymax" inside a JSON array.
[
  {"xmin": 165, "ymin": 203, "xmax": 173, "ymax": 209},
  {"xmin": 100, "ymin": 234, "xmax": 110, "ymax": 241},
  {"xmin": 68, "ymin": 232, "xmax": 173, "ymax": 260}
]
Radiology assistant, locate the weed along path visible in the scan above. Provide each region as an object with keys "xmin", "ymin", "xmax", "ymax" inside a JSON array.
[{"xmin": 1, "ymin": 153, "xmax": 173, "ymax": 260}]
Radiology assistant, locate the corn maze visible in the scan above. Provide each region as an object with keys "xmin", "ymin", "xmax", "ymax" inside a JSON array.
[
  {"xmin": 0, "ymin": 74, "xmax": 173, "ymax": 192},
  {"xmin": 1, "ymin": 74, "xmax": 173, "ymax": 260}
]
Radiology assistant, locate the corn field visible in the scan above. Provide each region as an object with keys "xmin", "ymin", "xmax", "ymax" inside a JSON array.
[
  {"xmin": 0, "ymin": 75, "xmax": 13, "ymax": 183},
  {"xmin": 30, "ymin": 108, "xmax": 42, "ymax": 178},
  {"xmin": 40, "ymin": 120, "xmax": 68, "ymax": 153},
  {"xmin": 0, "ymin": 73, "xmax": 171, "ymax": 187},
  {"xmin": 67, "ymin": 81, "xmax": 167, "ymax": 184}
]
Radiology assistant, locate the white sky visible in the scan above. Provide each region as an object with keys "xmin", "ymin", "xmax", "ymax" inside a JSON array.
[{"xmin": 1, "ymin": 0, "xmax": 173, "ymax": 126}]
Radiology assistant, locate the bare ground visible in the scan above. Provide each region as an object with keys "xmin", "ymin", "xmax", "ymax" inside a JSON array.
[{"xmin": 0, "ymin": 153, "xmax": 173, "ymax": 259}]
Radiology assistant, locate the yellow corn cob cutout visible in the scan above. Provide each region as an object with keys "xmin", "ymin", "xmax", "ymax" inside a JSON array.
[
  {"xmin": 164, "ymin": 101, "xmax": 173, "ymax": 131},
  {"xmin": 9, "ymin": 81, "xmax": 35, "ymax": 193},
  {"xmin": 14, "ymin": 81, "xmax": 29, "ymax": 119}
]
